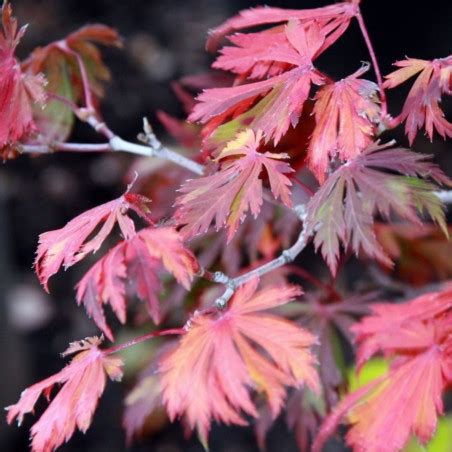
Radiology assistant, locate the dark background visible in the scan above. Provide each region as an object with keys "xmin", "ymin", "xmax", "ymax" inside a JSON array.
[{"xmin": 1, "ymin": 0, "xmax": 451, "ymax": 451}]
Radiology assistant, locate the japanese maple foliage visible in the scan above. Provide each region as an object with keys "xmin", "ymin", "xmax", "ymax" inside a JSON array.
[
  {"xmin": 35, "ymin": 188, "xmax": 150, "ymax": 291},
  {"xmin": 6, "ymin": 336, "xmax": 123, "ymax": 452},
  {"xmin": 159, "ymin": 278, "xmax": 319, "ymax": 444},
  {"xmin": 76, "ymin": 226, "xmax": 198, "ymax": 339},
  {"xmin": 175, "ymin": 128, "xmax": 293, "ymax": 239},
  {"xmin": 0, "ymin": 2, "xmax": 45, "ymax": 156},
  {"xmin": 305, "ymin": 142, "xmax": 449, "ymax": 274},
  {"xmin": 384, "ymin": 57, "xmax": 452, "ymax": 144},
  {"xmin": 314, "ymin": 287, "xmax": 452, "ymax": 452},
  {"xmin": 2, "ymin": 0, "xmax": 452, "ymax": 451}
]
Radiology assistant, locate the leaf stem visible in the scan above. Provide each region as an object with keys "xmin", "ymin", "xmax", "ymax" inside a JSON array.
[
  {"xmin": 356, "ymin": 9, "xmax": 388, "ymax": 119},
  {"xmin": 103, "ymin": 328, "xmax": 185, "ymax": 355}
]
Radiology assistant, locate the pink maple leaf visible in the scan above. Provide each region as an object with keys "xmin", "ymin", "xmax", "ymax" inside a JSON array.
[
  {"xmin": 313, "ymin": 287, "xmax": 452, "ymax": 452},
  {"xmin": 159, "ymin": 278, "xmax": 319, "ymax": 445},
  {"xmin": 384, "ymin": 56, "xmax": 452, "ymax": 144},
  {"xmin": 35, "ymin": 189, "xmax": 150, "ymax": 291},
  {"xmin": 6, "ymin": 336, "xmax": 123, "ymax": 452},
  {"xmin": 206, "ymin": 2, "xmax": 359, "ymax": 53},
  {"xmin": 174, "ymin": 128, "xmax": 293, "ymax": 240},
  {"xmin": 190, "ymin": 20, "xmax": 325, "ymax": 144},
  {"xmin": 308, "ymin": 64, "xmax": 380, "ymax": 182},
  {"xmin": 76, "ymin": 226, "xmax": 199, "ymax": 340},
  {"xmin": 0, "ymin": 1, "xmax": 46, "ymax": 152},
  {"xmin": 305, "ymin": 142, "xmax": 448, "ymax": 274}
]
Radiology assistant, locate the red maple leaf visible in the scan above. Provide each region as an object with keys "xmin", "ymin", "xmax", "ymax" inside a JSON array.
[
  {"xmin": 206, "ymin": 2, "xmax": 359, "ymax": 53},
  {"xmin": 308, "ymin": 64, "xmax": 380, "ymax": 182},
  {"xmin": 159, "ymin": 278, "xmax": 319, "ymax": 445},
  {"xmin": 190, "ymin": 20, "xmax": 325, "ymax": 144},
  {"xmin": 6, "ymin": 336, "xmax": 123, "ymax": 452},
  {"xmin": 305, "ymin": 142, "xmax": 449, "ymax": 274},
  {"xmin": 0, "ymin": 2, "xmax": 46, "ymax": 153},
  {"xmin": 174, "ymin": 128, "xmax": 293, "ymax": 240},
  {"xmin": 35, "ymin": 189, "xmax": 150, "ymax": 291},
  {"xmin": 384, "ymin": 56, "xmax": 452, "ymax": 144},
  {"xmin": 314, "ymin": 287, "xmax": 452, "ymax": 452},
  {"xmin": 76, "ymin": 227, "xmax": 198, "ymax": 340}
]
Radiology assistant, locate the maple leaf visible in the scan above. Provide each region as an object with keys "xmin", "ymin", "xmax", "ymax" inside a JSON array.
[
  {"xmin": 0, "ymin": 1, "xmax": 46, "ymax": 152},
  {"xmin": 308, "ymin": 64, "xmax": 381, "ymax": 182},
  {"xmin": 76, "ymin": 227, "xmax": 198, "ymax": 340},
  {"xmin": 159, "ymin": 278, "xmax": 319, "ymax": 444},
  {"xmin": 174, "ymin": 128, "xmax": 293, "ymax": 240},
  {"xmin": 305, "ymin": 142, "xmax": 449, "ymax": 274},
  {"xmin": 351, "ymin": 285, "xmax": 452, "ymax": 368},
  {"xmin": 190, "ymin": 20, "xmax": 325, "ymax": 144},
  {"xmin": 22, "ymin": 24, "xmax": 122, "ymax": 141},
  {"xmin": 206, "ymin": 2, "xmax": 359, "ymax": 53},
  {"xmin": 314, "ymin": 288, "xmax": 452, "ymax": 452},
  {"xmin": 384, "ymin": 56, "xmax": 452, "ymax": 144},
  {"xmin": 6, "ymin": 336, "xmax": 123, "ymax": 452},
  {"xmin": 35, "ymin": 190, "xmax": 150, "ymax": 291}
]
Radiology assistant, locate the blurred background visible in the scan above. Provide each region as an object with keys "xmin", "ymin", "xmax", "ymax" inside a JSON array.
[{"xmin": 1, "ymin": 0, "xmax": 451, "ymax": 450}]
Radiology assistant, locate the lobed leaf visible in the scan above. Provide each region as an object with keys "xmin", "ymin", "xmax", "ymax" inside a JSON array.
[
  {"xmin": 76, "ymin": 227, "xmax": 198, "ymax": 339},
  {"xmin": 174, "ymin": 129, "xmax": 293, "ymax": 240},
  {"xmin": 305, "ymin": 142, "xmax": 449, "ymax": 274},
  {"xmin": 314, "ymin": 287, "xmax": 452, "ymax": 452},
  {"xmin": 206, "ymin": 2, "xmax": 358, "ymax": 52},
  {"xmin": 22, "ymin": 24, "xmax": 121, "ymax": 141},
  {"xmin": 159, "ymin": 278, "xmax": 319, "ymax": 444},
  {"xmin": 191, "ymin": 20, "xmax": 325, "ymax": 144},
  {"xmin": 0, "ymin": 1, "xmax": 46, "ymax": 153},
  {"xmin": 35, "ymin": 190, "xmax": 149, "ymax": 291},
  {"xmin": 6, "ymin": 336, "xmax": 123, "ymax": 452},
  {"xmin": 384, "ymin": 57, "xmax": 452, "ymax": 144},
  {"xmin": 308, "ymin": 64, "xmax": 380, "ymax": 182}
]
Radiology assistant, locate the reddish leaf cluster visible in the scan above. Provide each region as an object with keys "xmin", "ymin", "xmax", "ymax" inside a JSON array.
[
  {"xmin": 305, "ymin": 142, "xmax": 448, "ymax": 273},
  {"xmin": 0, "ymin": 1, "xmax": 45, "ymax": 156},
  {"xmin": 385, "ymin": 56, "xmax": 452, "ymax": 144},
  {"xmin": 314, "ymin": 286, "xmax": 452, "ymax": 451},
  {"xmin": 76, "ymin": 227, "xmax": 198, "ymax": 340},
  {"xmin": 159, "ymin": 279, "xmax": 319, "ymax": 444},
  {"xmin": 6, "ymin": 337, "xmax": 123, "ymax": 452},
  {"xmin": 175, "ymin": 128, "xmax": 293, "ymax": 240}
]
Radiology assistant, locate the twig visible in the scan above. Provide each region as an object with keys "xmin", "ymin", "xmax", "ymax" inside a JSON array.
[
  {"xmin": 21, "ymin": 142, "xmax": 111, "ymax": 154},
  {"xmin": 435, "ymin": 190, "xmax": 452, "ymax": 204},
  {"xmin": 212, "ymin": 205, "xmax": 310, "ymax": 308}
]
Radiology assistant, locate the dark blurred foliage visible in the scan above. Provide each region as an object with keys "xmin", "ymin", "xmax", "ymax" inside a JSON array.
[{"xmin": 0, "ymin": 0, "xmax": 451, "ymax": 451}]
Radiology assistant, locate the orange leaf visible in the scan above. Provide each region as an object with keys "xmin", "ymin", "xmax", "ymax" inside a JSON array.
[{"xmin": 159, "ymin": 279, "xmax": 319, "ymax": 444}]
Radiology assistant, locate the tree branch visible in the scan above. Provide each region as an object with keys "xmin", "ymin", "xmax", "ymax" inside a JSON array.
[
  {"xmin": 211, "ymin": 205, "xmax": 310, "ymax": 308},
  {"xmin": 435, "ymin": 190, "xmax": 452, "ymax": 204}
]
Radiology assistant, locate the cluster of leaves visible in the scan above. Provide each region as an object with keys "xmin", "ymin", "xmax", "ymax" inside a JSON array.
[{"xmin": 2, "ymin": 0, "xmax": 452, "ymax": 451}]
